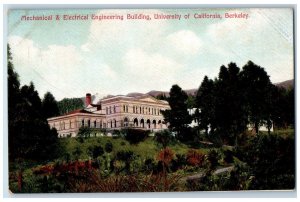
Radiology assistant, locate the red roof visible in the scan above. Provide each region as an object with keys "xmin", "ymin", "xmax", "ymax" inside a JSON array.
[{"xmin": 64, "ymin": 109, "xmax": 94, "ymax": 116}]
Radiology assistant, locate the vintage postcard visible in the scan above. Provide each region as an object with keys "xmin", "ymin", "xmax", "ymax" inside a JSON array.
[{"xmin": 6, "ymin": 7, "xmax": 295, "ymax": 193}]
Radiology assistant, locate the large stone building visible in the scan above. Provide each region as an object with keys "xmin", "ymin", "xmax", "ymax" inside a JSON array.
[{"xmin": 47, "ymin": 93, "xmax": 170, "ymax": 137}]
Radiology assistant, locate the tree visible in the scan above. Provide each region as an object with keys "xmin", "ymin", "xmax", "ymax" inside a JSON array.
[
  {"xmin": 42, "ymin": 92, "xmax": 59, "ymax": 119},
  {"xmin": 240, "ymin": 61, "xmax": 272, "ymax": 135},
  {"xmin": 214, "ymin": 63, "xmax": 248, "ymax": 145},
  {"xmin": 162, "ymin": 85, "xmax": 192, "ymax": 141},
  {"xmin": 195, "ymin": 76, "xmax": 216, "ymax": 136},
  {"xmin": 7, "ymin": 44, "xmax": 59, "ymax": 161},
  {"xmin": 57, "ymin": 98, "xmax": 84, "ymax": 115}
]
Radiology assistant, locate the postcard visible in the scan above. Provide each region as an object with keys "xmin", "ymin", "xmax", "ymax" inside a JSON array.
[{"xmin": 6, "ymin": 7, "xmax": 295, "ymax": 193}]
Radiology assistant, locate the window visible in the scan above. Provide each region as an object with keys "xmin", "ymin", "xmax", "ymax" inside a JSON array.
[
  {"xmin": 88, "ymin": 120, "xmax": 91, "ymax": 128},
  {"xmin": 123, "ymin": 105, "xmax": 125, "ymax": 112},
  {"xmin": 114, "ymin": 105, "xmax": 116, "ymax": 113},
  {"xmin": 114, "ymin": 119, "xmax": 117, "ymax": 128},
  {"xmin": 140, "ymin": 107, "xmax": 142, "ymax": 113},
  {"xmin": 154, "ymin": 108, "xmax": 156, "ymax": 115},
  {"xmin": 82, "ymin": 119, "xmax": 84, "ymax": 127},
  {"xmin": 109, "ymin": 106, "xmax": 112, "ymax": 114},
  {"xmin": 106, "ymin": 107, "xmax": 108, "ymax": 115},
  {"xmin": 133, "ymin": 106, "xmax": 135, "ymax": 113},
  {"xmin": 94, "ymin": 120, "xmax": 97, "ymax": 128},
  {"xmin": 126, "ymin": 105, "xmax": 128, "ymax": 112},
  {"xmin": 143, "ymin": 107, "xmax": 144, "ymax": 114}
]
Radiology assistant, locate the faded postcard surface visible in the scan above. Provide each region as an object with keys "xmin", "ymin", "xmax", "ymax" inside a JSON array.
[{"xmin": 7, "ymin": 8, "xmax": 295, "ymax": 193}]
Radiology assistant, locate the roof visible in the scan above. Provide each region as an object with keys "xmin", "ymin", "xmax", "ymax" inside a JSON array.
[{"xmin": 64, "ymin": 109, "xmax": 94, "ymax": 115}]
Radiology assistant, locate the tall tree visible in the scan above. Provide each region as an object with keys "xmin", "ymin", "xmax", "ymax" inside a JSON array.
[
  {"xmin": 8, "ymin": 44, "xmax": 59, "ymax": 161},
  {"xmin": 195, "ymin": 76, "xmax": 216, "ymax": 136},
  {"xmin": 42, "ymin": 92, "xmax": 59, "ymax": 119},
  {"xmin": 8, "ymin": 44, "xmax": 21, "ymax": 160},
  {"xmin": 214, "ymin": 63, "xmax": 248, "ymax": 144},
  {"xmin": 162, "ymin": 84, "xmax": 192, "ymax": 141},
  {"xmin": 240, "ymin": 61, "xmax": 272, "ymax": 135}
]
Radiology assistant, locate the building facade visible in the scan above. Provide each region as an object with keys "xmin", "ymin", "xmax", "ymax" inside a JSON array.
[{"xmin": 47, "ymin": 93, "xmax": 170, "ymax": 137}]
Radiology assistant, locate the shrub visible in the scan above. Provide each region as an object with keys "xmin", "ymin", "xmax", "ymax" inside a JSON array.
[
  {"xmin": 154, "ymin": 130, "xmax": 175, "ymax": 148},
  {"xmin": 123, "ymin": 129, "xmax": 150, "ymax": 144},
  {"xmin": 186, "ymin": 149, "xmax": 205, "ymax": 167},
  {"xmin": 206, "ymin": 149, "xmax": 220, "ymax": 171},
  {"xmin": 156, "ymin": 147, "xmax": 175, "ymax": 166},
  {"xmin": 105, "ymin": 142, "xmax": 113, "ymax": 153},
  {"xmin": 238, "ymin": 133, "xmax": 295, "ymax": 190}
]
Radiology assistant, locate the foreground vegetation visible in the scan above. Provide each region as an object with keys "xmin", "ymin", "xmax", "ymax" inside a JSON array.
[{"xmin": 9, "ymin": 128, "xmax": 294, "ymax": 193}]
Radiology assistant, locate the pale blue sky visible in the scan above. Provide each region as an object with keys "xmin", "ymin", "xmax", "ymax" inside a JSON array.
[{"xmin": 8, "ymin": 8, "xmax": 294, "ymax": 101}]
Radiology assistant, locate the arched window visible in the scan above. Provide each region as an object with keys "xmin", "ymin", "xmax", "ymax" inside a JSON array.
[
  {"xmin": 153, "ymin": 120, "xmax": 157, "ymax": 129},
  {"xmin": 147, "ymin": 119, "xmax": 151, "ymax": 129},
  {"xmin": 134, "ymin": 118, "xmax": 138, "ymax": 127},
  {"xmin": 124, "ymin": 117, "xmax": 129, "ymax": 127},
  {"xmin": 140, "ymin": 119, "xmax": 145, "ymax": 128}
]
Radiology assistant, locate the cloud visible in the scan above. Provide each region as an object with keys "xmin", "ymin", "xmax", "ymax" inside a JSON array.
[
  {"xmin": 166, "ymin": 30, "xmax": 202, "ymax": 55},
  {"xmin": 122, "ymin": 48, "xmax": 184, "ymax": 91},
  {"xmin": 8, "ymin": 36, "xmax": 117, "ymax": 100},
  {"xmin": 81, "ymin": 9, "xmax": 169, "ymax": 53}
]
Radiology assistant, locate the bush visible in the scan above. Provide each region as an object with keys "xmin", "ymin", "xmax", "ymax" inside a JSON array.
[
  {"xmin": 186, "ymin": 149, "xmax": 205, "ymax": 167},
  {"xmin": 238, "ymin": 133, "xmax": 295, "ymax": 189},
  {"xmin": 206, "ymin": 149, "xmax": 220, "ymax": 171},
  {"xmin": 154, "ymin": 129, "xmax": 175, "ymax": 148},
  {"xmin": 105, "ymin": 142, "xmax": 113, "ymax": 153},
  {"xmin": 123, "ymin": 129, "xmax": 150, "ymax": 144}
]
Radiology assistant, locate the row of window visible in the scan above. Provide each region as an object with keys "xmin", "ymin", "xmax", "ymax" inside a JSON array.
[
  {"xmin": 105, "ymin": 104, "xmax": 164, "ymax": 115},
  {"xmin": 53, "ymin": 118, "xmax": 165, "ymax": 130}
]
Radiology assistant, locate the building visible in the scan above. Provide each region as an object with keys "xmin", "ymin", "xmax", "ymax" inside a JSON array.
[{"xmin": 47, "ymin": 93, "xmax": 170, "ymax": 137}]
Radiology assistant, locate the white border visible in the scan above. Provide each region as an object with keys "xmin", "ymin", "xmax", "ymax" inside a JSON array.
[{"xmin": 1, "ymin": 0, "xmax": 299, "ymax": 200}]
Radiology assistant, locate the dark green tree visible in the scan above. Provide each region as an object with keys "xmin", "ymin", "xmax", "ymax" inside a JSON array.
[
  {"xmin": 240, "ymin": 61, "xmax": 272, "ymax": 135},
  {"xmin": 195, "ymin": 76, "xmax": 216, "ymax": 136},
  {"xmin": 214, "ymin": 63, "xmax": 248, "ymax": 145},
  {"xmin": 57, "ymin": 98, "xmax": 84, "ymax": 115},
  {"xmin": 162, "ymin": 84, "xmax": 192, "ymax": 141},
  {"xmin": 7, "ymin": 44, "xmax": 59, "ymax": 161},
  {"xmin": 42, "ymin": 92, "xmax": 59, "ymax": 119}
]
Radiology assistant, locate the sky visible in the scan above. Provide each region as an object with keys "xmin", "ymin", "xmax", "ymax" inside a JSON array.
[{"xmin": 7, "ymin": 8, "xmax": 294, "ymax": 101}]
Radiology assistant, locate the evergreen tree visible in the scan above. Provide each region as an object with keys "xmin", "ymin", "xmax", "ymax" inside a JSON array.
[
  {"xmin": 240, "ymin": 61, "xmax": 272, "ymax": 135},
  {"xmin": 42, "ymin": 92, "xmax": 59, "ymax": 119},
  {"xmin": 162, "ymin": 84, "xmax": 192, "ymax": 141},
  {"xmin": 7, "ymin": 44, "xmax": 59, "ymax": 161},
  {"xmin": 195, "ymin": 76, "xmax": 215, "ymax": 136},
  {"xmin": 214, "ymin": 63, "xmax": 248, "ymax": 145}
]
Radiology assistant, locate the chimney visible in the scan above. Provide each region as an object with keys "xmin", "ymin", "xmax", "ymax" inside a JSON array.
[{"xmin": 85, "ymin": 93, "xmax": 92, "ymax": 107}]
